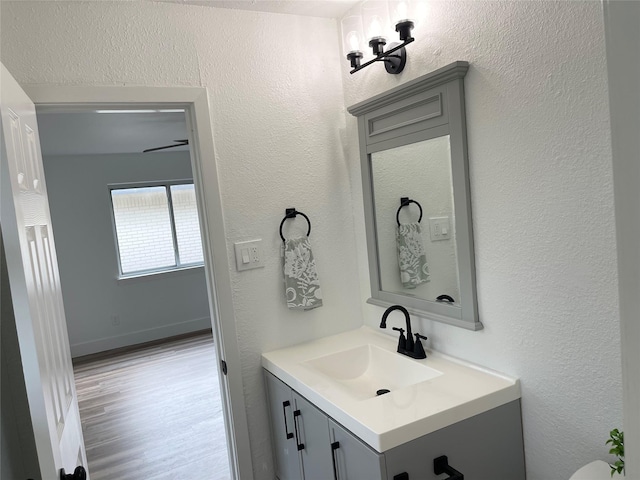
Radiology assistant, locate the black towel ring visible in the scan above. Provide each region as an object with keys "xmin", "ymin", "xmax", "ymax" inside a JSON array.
[
  {"xmin": 279, "ymin": 208, "xmax": 311, "ymax": 242},
  {"xmin": 396, "ymin": 197, "xmax": 423, "ymax": 226}
]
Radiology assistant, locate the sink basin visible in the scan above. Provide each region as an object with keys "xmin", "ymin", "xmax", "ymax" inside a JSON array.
[{"xmin": 303, "ymin": 344, "xmax": 442, "ymax": 400}]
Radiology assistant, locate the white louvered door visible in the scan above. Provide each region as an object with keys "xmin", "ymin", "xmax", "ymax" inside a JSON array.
[{"xmin": 1, "ymin": 63, "xmax": 88, "ymax": 479}]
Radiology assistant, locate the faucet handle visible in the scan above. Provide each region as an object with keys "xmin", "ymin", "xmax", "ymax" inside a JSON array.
[
  {"xmin": 413, "ymin": 333, "xmax": 428, "ymax": 359},
  {"xmin": 392, "ymin": 327, "xmax": 407, "ymax": 351}
]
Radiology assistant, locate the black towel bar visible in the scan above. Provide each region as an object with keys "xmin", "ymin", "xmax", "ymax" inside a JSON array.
[
  {"xmin": 279, "ymin": 208, "xmax": 311, "ymax": 242},
  {"xmin": 396, "ymin": 197, "xmax": 423, "ymax": 226}
]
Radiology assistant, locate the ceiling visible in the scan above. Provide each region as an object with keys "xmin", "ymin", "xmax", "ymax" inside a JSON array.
[
  {"xmin": 151, "ymin": 0, "xmax": 358, "ymax": 19},
  {"xmin": 35, "ymin": 1, "xmax": 361, "ymax": 157},
  {"xmin": 36, "ymin": 110, "xmax": 189, "ymax": 157}
]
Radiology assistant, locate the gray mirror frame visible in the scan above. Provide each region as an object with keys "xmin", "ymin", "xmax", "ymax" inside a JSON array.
[{"xmin": 348, "ymin": 61, "xmax": 482, "ymax": 330}]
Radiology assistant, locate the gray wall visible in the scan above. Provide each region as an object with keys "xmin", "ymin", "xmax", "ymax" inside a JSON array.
[{"xmin": 42, "ymin": 151, "xmax": 210, "ymax": 357}]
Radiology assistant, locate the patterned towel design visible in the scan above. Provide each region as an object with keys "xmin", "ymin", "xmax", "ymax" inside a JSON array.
[
  {"xmin": 396, "ymin": 222, "xmax": 430, "ymax": 289},
  {"xmin": 282, "ymin": 236, "xmax": 323, "ymax": 310}
]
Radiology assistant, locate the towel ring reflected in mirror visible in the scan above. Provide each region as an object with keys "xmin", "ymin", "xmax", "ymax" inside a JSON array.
[
  {"xmin": 279, "ymin": 208, "xmax": 311, "ymax": 242},
  {"xmin": 396, "ymin": 197, "xmax": 423, "ymax": 226}
]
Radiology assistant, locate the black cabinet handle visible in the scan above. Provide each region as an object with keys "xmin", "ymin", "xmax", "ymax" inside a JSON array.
[
  {"xmin": 434, "ymin": 455, "xmax": 464, "ymax": 480},
  {"xmin": 282, "ymin": 401, "xmax": 294, "ymax": 439},
  {"xmin": 293, "ymin": 409, "xmax": 305, "ymax": 451},
  {"xmin": 331, "ymin": 441, "xmax": 340, "ymax": 480}
]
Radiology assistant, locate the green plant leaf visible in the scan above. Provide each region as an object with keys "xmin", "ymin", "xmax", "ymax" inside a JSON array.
[{"xmin": 607, "ymin": 429, "xmax": 625, "ymax": 476}]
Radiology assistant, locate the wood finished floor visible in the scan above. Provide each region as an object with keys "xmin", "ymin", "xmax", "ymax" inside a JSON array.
[{"xmin": 73, "ymin": 332, "xmax": 231, "ymax": 480}]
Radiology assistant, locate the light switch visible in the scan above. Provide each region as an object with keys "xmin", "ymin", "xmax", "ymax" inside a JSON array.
[
  {"xmin": 429, "ymin": 217, "xmax": 451, "ymax": 241},
  {"xmin": 234, "ymin": 240, "xmax": 264, "ymax": 271}
]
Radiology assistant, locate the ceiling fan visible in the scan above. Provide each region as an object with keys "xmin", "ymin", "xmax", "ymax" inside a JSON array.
[{"xmin": 143, "ymin": 139, "xmax": 189, "ymax": 153}]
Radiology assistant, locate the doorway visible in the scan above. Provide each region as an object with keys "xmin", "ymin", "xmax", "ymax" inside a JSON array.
[
  {"xmin": 23, "ymin": 85, "xmax": 253, "ymax": 480},
  {"xmin": 35, "ymin": 105, "xmax": 232, "ymax": 478}
]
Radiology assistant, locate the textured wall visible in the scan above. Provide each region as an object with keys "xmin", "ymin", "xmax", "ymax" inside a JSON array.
[
  {"xmin": 42, "ymin": 151, "xmax": 211, "ymax": 357},
  {"xmin": 341, "ymin": 2, "xmax": 623, "ymax": 479},
  {"xmin": 0, "ymin": 2, "xmax": 362, "ymax": 477}
]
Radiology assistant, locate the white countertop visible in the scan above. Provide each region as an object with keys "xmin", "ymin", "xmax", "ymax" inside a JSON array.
[{"xmin": 262, "ymin": 326, "xmax": 521, "ymax": 452}]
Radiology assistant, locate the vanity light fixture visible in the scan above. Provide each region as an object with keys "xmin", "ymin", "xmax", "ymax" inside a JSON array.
[{"xmin": 341, "ymin": 0, "xmax": 422, "ymax": 75}]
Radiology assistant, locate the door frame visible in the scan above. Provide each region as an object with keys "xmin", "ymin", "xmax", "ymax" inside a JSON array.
[
  {"xmin": 25, "ymin": 84, "xmax": 254, "ymax": 480},
  {"xmin": 604, "ymin": 0, "xmax": 640, "ymax": 474}
]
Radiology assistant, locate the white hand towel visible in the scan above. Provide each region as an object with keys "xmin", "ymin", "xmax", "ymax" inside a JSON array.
[
  {"xmin": 396, "ymin": 222, "xmax": 430, "ymax": 289},
  {"xmin": 282, "ymin": 236, "xmax": 323, "ymax": 310}
]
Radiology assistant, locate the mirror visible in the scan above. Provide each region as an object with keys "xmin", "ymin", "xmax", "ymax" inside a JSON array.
[
  {"xmin": 348, "ymin": 61, "xmax": 481, "ymax": 330},
  {"xmin": 371, "ymin": 135, "xmax": 460, "ymax": 302}
]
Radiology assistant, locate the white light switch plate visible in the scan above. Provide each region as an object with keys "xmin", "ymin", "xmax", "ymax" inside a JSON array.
[
  {"xmin": 429, "ymin": 217, "xmax": 451, "ymax": 241},
  {"xmin": 234, "ymin": 239, "xmax": 264, "ymax": 271}
]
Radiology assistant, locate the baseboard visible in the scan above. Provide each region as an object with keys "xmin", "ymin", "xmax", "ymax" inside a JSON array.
[{"xmin": 70, "ymin": 317, "xmax": 212, "ymax": 357}]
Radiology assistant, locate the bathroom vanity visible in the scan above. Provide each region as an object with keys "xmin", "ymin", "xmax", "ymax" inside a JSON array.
[{"xmin": 263, "ymin": 327, "xmax": 526, "ymax": 479}]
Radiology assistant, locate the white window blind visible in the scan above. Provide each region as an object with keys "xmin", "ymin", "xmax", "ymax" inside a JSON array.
[
  {"xmin": 171, "ymin": 184, "xmax": 204, "ymax": 265},
  {"xmin": 111, "ymin": 183, "xmax": 204, "ymax": 276}
]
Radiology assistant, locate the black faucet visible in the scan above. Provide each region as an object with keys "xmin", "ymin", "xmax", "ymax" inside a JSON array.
[{"xmin": 379, "ymin": 305, "xmax": 427, "ymax": 359}]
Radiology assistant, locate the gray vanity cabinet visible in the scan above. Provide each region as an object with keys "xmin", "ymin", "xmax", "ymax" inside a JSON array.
[
  {"xmin": 265, "ymin": 369, "xmax": 388, "ymax": 480},
  {"xmin": 382, "ymin": 399, "xmax": 525, "ymax": 480},
  {"xmin": 265, "ymin": 370, "xmax": 525, "ymax": 480},
  {"xmin": 265, "ymin": 371, "xmax": 335, "ymax": 480},
  {"xmin": 265, "ymin": 371, "xmax": 303, "ymax": 480},
  {"xmin": 329, "ymin": 419, "xmax": 386, "ymax": 480}
]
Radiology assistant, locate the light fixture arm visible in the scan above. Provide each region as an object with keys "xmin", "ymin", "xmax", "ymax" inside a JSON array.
[{"xmin": 349, "ymin": 38, "xmax": 414, "ymax": 75}]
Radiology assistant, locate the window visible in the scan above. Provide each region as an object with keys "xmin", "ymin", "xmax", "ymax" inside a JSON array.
[{"xmin": 110, "ymin": 182, "xmax": 204, "ymax": 276}]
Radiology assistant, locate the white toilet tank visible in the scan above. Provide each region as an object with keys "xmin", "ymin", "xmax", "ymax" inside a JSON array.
[{"xmin": 569, "ymin": 460, "xmax": 620, "ymax": 480}]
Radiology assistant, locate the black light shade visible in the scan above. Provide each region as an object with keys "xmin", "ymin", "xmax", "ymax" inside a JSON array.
[
  {"xmin": 347, "ymin": 51, "xmax": 364, "ymax": 69},
  {"xmin": 368, "ymin": 36, "xmax": 387, "ymax": 56},
  {"xmin": 395, "ymin": 20, "xmax": 414, "ymax": 41}
]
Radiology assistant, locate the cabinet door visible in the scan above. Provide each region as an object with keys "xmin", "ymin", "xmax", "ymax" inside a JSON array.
[
  {"xmin": 264, "ymin": 372, "xmax": 303, "ymax": 480},
  {"xmin": 329, "ymin": 419, "xmax": 386, "ymax": 480},
  {"xmin": 292, "ymin": 393, "xmax": 334, "ymax": 480},
  {"xmin": 383, "ymin": 400, "xmax": 525, "ymax": 480}
]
